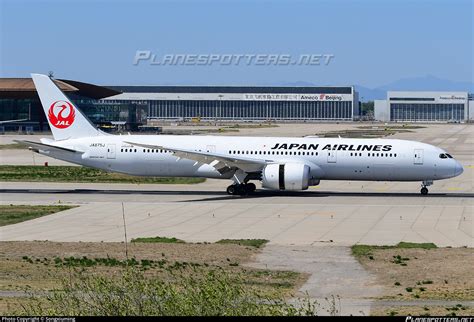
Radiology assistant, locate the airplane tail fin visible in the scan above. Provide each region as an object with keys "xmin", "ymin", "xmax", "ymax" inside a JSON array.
[{"xmin": 31, "ymin": 73, "xmax": 100, "ymax": 141}]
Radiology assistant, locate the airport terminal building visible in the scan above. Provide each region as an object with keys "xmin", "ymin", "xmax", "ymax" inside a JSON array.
[
  {"xmin": 375, "ymin": 91, "xmax": 472, "ymax": 123},
  {"xmin": 0, "ymin": 78, "xmax": 146, "ymax": 132},
  {"xmin": 103, "ymin": 86, "xmax": 359, "ymax": 122},
  {"xmin": 1, "ymin": 79, "xmax": 359, "ymax": 131}
]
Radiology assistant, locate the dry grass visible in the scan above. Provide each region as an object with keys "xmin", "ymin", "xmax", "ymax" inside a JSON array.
[
  {"xmin": 0, "ymin": 241, "xmax": 307, "ymax": 315},
  {"xmin": 0, "ymin": 205, "xmax": 76, "ymax": 226},
  {"xmin": 356, "ymin": 247, "xmax": 474, "ymax": 301}
]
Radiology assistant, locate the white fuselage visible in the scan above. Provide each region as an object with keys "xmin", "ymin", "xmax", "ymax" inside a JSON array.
[{"xmin": 39, "ymin": 135, "xmax": 463, "ymax": 183}]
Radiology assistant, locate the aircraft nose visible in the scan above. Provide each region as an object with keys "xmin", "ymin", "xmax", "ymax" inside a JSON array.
[{"xmin": 454, "ymin": 161, "xmax": 464, "ymax": 177}]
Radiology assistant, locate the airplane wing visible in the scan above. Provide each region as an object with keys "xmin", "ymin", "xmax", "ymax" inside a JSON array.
[
  {"xmin": 14, "ymin": 140, "xmax": 84, "ymax": 154},
  {"xmin": 124, "ymin": 141, "xmax": 270, "ymax": 173}
]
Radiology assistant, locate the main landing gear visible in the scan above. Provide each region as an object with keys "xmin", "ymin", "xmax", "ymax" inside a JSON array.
[
  {"xmin": 420, "ymin": 180, "xmax": 433, "ymax": 195},
  {"xmin": 226, "ymin": 183, "xmax": 257, "ymax": 195}
]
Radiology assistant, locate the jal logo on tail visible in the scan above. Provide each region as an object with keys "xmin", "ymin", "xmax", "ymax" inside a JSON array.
[{"xmin": 48, "ymin": 101, "xmax": 75, "ymax": 129}]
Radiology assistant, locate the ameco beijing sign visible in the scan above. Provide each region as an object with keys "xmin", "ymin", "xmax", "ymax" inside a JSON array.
[{"xmin": 243, "ymin": 93, "xmax": 350, "ymax": 101}]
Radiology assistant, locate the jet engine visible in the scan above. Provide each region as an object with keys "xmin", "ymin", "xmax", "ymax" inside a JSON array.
[{"xmin": 262, "ymin": 163, "xmax": 311, "ymax": 191}]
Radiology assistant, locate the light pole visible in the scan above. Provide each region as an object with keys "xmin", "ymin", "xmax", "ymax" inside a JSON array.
[{"xmin": 217, "ymin": 94, "xmax": 224, "ymax": 124}]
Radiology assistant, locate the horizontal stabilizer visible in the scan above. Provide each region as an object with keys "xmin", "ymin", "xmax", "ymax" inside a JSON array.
[{"xmin": 15, "ymin": 140, "xmax": 84, "ymax": 154}]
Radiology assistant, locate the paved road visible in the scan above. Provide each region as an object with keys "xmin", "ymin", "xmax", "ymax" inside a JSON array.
[{"xmin": 0, "ymin": 179, "xmax": 472, "ymax": 247}]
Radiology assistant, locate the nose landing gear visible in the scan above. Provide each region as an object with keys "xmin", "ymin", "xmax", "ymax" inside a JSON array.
[
  {"xmin": 226, "ymin": 183, "xmax": 257, "ymax": 195},
  {"xmin": 420, "ymin": 180, "xmax": 433, "ymax": 195}
]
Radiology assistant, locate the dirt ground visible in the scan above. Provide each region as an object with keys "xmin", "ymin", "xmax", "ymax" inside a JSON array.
[
  {"xmin": 0, "ymin": 241, "xmax": 307, "ymax": 315},
  {"xmin": 371, "ymin": 305, "xmax": 474, "ymax": 316},
  {"xmin": 0, "ymin": 240, "xmax": 257, "ymax": 264},
  {"xmin": 355, "ymin": 247, "xmax": 474, "ymax": 316}
]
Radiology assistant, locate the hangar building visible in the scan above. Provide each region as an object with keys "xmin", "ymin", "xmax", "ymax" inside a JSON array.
[
  {"xmin": 103, "ymin": 85, "xmax": 360, "ymax": 122},
  {"xmin": 374, "ymin": 91, "xmax": 472, "ymax": 123}
]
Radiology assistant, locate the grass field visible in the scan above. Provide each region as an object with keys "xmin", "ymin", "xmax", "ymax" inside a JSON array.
[
  {"xmin": 130, "ymin": 237, "xmax": 269, "ymax": 248},
  {"xmin": 0, "ymin": 205, "xmax": 76, "ymax": 226},
  {"xmin": 0, "ymin": 143, "xmax": 27, "ymax": 150},
  {"xmin": 353, "ymin": 242, "xmax": 473, "ymax": 307},
  {"xmin": 351, "ymin": 242, "xmax": 437, "ymax": 257},
  {"xmin": 0, "ymin": 241, "xmax": 308, "ymax": 315},
  {"xmin": 216, "ymin": 239, "xmax": 269, "ymax": 248},
  {"xmin": 131, "ymin": 236, "xmax": 185, "ymax": 243},
  {"xmin": 0, "ymin": 165, "xmax": 206, "ymax": 184}
]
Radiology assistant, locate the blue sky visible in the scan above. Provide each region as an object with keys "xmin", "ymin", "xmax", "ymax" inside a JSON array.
[{"xmin": 0, "ymin": 0, "xmax": 472, "ymax": 87}]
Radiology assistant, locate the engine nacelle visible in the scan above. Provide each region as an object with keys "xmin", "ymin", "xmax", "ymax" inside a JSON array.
[{"xmin": 262, "ymin": 163, "xmax": 310, "ymax": 191}]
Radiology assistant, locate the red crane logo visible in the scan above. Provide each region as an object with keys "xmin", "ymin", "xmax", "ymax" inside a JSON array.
[{"xmin": 48, "ymin": 101, "xmax": 75, "ymax": 129}]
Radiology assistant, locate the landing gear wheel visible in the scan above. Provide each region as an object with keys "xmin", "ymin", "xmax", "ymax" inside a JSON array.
[
  {"xmin": 226, "ymin": 185, "xmax": 237, "ymax": 195},
  {"xmin": 236, "ymin": 185, "xmax": 247, "ymax": 196},
  {"xmin": 420, "ymin": 187, "xmax": 428, "ymax": 195},
  {"xmin": 246, "ymin": 183, "xmax": 256, "ymax": 193},
  {"xmin": 227, "ymin": 183, "xmax": 256, "ymax": 195}
]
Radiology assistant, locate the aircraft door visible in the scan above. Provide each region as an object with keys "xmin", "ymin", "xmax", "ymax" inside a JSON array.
[
  {"xmin": 413, "ymin": 149, "xmax": 423, "ymax": 165},
  {"xmin": 327, "ymin": 150, "xmax": 337, "ymax": 163},
  {"xmin": 107, "ymin": 144, "xmax": 116, "ymax": 159},
  {"xmin": 206, "ymin": 145, "xmax": 216, "ymax": 153}
]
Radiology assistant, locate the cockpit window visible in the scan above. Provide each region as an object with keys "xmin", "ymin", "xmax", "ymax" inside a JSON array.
[
  {"xmin": 439, "ymin": 153, "xmax": 447, "ymax": 159},
  {"xmin": 446, "ymin": 153, "xmax": 453, "ymax": 159}
]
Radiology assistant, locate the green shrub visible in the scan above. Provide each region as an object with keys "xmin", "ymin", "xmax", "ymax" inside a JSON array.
[
  {"xmin": 19, "ymin": 267, "xmax": 317, "ymax": 316},
  {"xmin": 216, "ymin": 239, "xmax": 269, "ymax": 248},
  {"xmin": 131, "ymin": 236, "xmax": 185, "ymax": 243}
]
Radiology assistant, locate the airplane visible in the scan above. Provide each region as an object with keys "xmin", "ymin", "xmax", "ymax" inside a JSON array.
[{"xmin": 18, "ymin": 73, "xmax": 464, "ymax": 196}]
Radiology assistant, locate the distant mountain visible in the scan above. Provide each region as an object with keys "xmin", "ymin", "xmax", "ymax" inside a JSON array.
[
  {"xmin": 353, "ymin": 85, "xmax": 386, "ymax": 101},
  {"xmin": 282, "ymin": 75, "xmax": 474, "ymax": 101},
  {"xmin": 360, "ymin": 75, "xmax": 474, "ymax": 101},
  {"xmin": 377, "ymin": 75, "xmax": 473, "ymax": 93},
  {"xmin": 279, "ymin": 81, "xmax": 321, "ymax": 87}
]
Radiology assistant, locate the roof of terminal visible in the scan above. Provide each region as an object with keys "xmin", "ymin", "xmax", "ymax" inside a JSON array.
[
  {"xmin": 0, "ymin": 78, "xmax": 121, "ymax": 99},
  {"xmin": 0, "ymin": 78, "xmax": 77, "ymax": 92},
  {"xmin": 107, "ymin": 85, "xmax": 353, "ymax": 94},
  {"xmin": 0, "ymin": 78, "xmax": 353, "ymax": 99}
]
